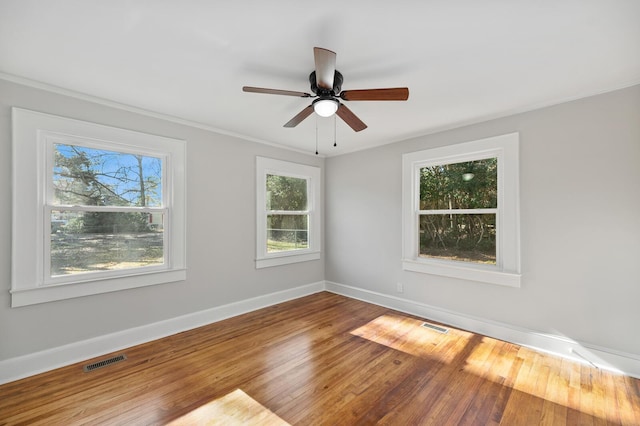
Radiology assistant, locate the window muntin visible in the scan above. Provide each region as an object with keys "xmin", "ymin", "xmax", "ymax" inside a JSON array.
[
  {"xmin": 256, "ymin": 157, "xmax": 321, "ymax": 268},
  {"xmin": 419, "ymin": 158, "xmax": 497, "ymax": 264},
  {"xmin": 402, "ymin": 133, "xmax": 520, "ymax": 287}
]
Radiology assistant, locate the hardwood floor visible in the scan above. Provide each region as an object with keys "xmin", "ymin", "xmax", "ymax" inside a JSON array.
[{"xmin": 1, "ymin": 292, "xmax": 639, "ymax": 425}]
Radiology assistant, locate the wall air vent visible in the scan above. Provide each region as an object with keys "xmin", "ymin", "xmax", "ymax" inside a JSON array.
[
  {"xmin": 83, "ymin": 354, "xmax": 127, "ymax": 372},
  {"xmin": 421, "ymin": 322, "xmax": 449, "ymax": 334}
]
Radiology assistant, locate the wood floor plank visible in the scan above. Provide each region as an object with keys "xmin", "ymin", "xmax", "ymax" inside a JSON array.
[
  {"xmin": 541, "ymin": 356, "xmax": 569, "ymax": 426},
  {"xmin": 457, "ymin": 340, "xmax": 511, "ymax": 425},
  {"xmin": 0, "ymin": 292, "xmax": 638, "ymax": 425},
  {"xmin": 487, "ymin": 350, "xmax": 522, "ymax": 425}
]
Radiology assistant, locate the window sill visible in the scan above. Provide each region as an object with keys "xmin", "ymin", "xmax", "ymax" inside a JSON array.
[
  {"xmin": 11, "ymin": 268, "xmax": 187, "ymax": 307},
  {"xmin": 402, "ymin": 259, "xmax": 521, "ymax": 288},
  {"xmin": 256, "ymin": 251, "xmax": 321, "ymax": 269}
]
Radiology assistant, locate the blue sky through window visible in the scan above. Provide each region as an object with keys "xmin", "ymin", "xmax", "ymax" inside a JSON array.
[{"xmin": 53, "ymin": 144, "xmax": 163, "ymax": 207}]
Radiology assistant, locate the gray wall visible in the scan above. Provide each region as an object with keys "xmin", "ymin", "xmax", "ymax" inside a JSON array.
[
  {"xmin": 325, "ymin": 85, "xmax": 640, "ymax": 356},
  {"xmin": 0, "ymin": 79, "xmax": 324, "ymax": 360},
  {"xmin": 2, "ymin": 77, "xmax": 639, "ymax": 363}
]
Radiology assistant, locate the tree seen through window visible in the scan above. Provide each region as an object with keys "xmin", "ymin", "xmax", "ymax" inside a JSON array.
[
  {"xmin": 51, "ymin": 144, "xmax": 165, "ymax": 275},
  {"xmin": 266, "ymin": 174, "xmax": 308, "ymax": 252},
  {"xmin": 419, "ymin": 158, "xmax": 497, "ymax": 264}
]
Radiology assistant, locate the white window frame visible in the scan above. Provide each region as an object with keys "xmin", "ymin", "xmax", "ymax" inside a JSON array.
[
  {"xmin": 256, "ymin": 157, "xmax": 321, "ymax": 269},
  {"xmin": 402, "ymin": 133, "xmax": 521, "ymax": 287},
  {"xmin": 11, "ymin": 108, "xmax": 187, "ymax": 307}
]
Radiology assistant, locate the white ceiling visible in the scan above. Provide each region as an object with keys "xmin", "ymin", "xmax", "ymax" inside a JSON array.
[{"xmin": 1, "ymin": 1, "xmax": 639, "ymax": 156}]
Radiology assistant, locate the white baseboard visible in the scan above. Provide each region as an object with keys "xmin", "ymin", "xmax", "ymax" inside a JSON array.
[
  {"xmin": 3, "ymin": 280, "xmax": 638, "ymax": 385},
  {"xmin": 0, "ymin": 281, "xmax": 325, "ymax": 385},
  {"xmin": 325, "ymin": 281, "xmax": 640, "ymax": 379}
]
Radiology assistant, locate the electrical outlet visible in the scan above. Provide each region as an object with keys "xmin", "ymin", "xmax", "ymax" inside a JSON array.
[{"xmin": 396, "ymin": 282, "xmax": 404, "ymax": 293}]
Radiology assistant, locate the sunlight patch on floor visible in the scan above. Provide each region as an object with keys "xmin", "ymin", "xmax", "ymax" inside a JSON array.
[
  {"xmin": 458, "ymin": 337, "xmax": 636, "ymax": 425},
  {"xmin": 167, "ymin": 389, "xmax": 290, "ymax": 426},
  {"xmin": 350, "ymin": 314, "xmax": 473, "ymax": 364},
  {"xmin": 352, "ymin": 315, "xmax": 637, "ymax": 425}
]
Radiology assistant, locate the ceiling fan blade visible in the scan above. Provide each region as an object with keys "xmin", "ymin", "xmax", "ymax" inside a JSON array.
[
  {"xmin": 336, "ymin": 103, "xmax": 367, "ymax": 132},
  {"xmin": 340, "ymin": 87, "xmax": 409, "ymax": 101},
  {"xmin": 314, "ymin": 47, "xmax": 336, "ymax": 91},
  {"xmin": 243, "ymin": 86, "xmax": 311, "ymax": 97},
  {"xmin": 284, "ymin": 106, "xmax": 314, "ymax": 128}
]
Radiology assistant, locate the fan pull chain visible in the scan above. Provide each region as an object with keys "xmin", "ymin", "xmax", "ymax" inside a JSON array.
[
  {"xmin": 315, "ymin": 115, "xmax": 319, "ymax": 155},
  {"xmin": 333, "ymin": 114, "xmax": 337, "ymax": 147}
]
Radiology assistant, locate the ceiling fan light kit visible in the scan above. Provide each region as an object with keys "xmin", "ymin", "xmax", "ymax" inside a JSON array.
[
  {"xmin": 313, "ymin": 97, "xmax": 339, "ymax": 117},
  {"xmin": 242, "ymin": 47, "xmax": 409, "ymax": 134}
]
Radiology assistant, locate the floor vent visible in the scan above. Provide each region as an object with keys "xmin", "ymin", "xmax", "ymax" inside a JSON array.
[
  {"xmin": 83, "ymin": 354, "xmax": 127, "ymax": 372},
  {"xmin": 421, "ymin": 322, "xmax": 449, "ymax": 334}
]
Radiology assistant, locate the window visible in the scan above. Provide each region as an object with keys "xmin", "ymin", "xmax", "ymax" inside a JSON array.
[
  {"xmin": 49, "ymin": 143, "xmax": 167, "ymax": 278},
  {"xmin": 11, "ymin": 108, "xmax": 186, "ymax": 307},
  {"xmin": 419, "ymin": 157, "xmax": 498, "ymax": 264},
  {"xmin": 402, "ymin": 133, "xmax": 520, "ymax": 287},
  {"xmin": 256, "ymin": 157, "xmax": 321, "ymax": 268}
]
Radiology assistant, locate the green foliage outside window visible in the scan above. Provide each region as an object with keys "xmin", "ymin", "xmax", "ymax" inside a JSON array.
[
  {"xmin": 266, "ymin": 174, "xmax": 308, "ymax": 252},
  {"xmin": 419, "ymin": 158, "xmax": 497, "ymax": 264},
  {"xmin": 53, "ymin": 144, "xmax": 162, "ymax": 234},
  {"xmin": 50, "ymin": 144, "xmax": 164, "ymax": 275}
]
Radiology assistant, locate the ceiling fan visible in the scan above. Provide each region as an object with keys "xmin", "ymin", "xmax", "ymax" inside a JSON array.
[{"xmin": 242, "ymin": 47, "xmax": 409, "ymax": 132}]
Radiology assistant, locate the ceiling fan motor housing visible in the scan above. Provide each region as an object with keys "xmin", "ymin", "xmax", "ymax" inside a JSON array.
[{"xmin": 309, "ymin": 70, "xmax": 343, "ymax": 96}]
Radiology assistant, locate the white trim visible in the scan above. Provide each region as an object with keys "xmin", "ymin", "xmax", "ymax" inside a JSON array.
[
  {"xmin": 402, "ymin": 259, "xmax": 520, "ymax": 288},
  {"xmin": 11, "ymin": 108, "xmax": 187, "ymax": 306},
  {"xmin": 325, "ymin": 281, "xmax": 640, "ymax": 379},
  {"xmin": 256, "ymin": 252, "xmax": 321, "ymax": 269},
  {"xmin": 0, "ymin": 73, "xmax": 323, "ymax": 158},
  {"xmin": 255, "ymin": 157, "xmax": 322, "ymax": 268},
  {"xmin": 11, "ymin": 269, "xmax": 187, "ymax": 308},
  {"xmin": 2, "ymin": 281, "xmax": 639, "ymax": 384},
  {"xmin": 3, "ymin": 73, "xmax": 639, "ymax": 159},
  {"xmin": 402, "ymin": 132, "xmax": 521, "ymax": 287},
  {"xmin": 0, "ymin": 281, "xmax": 325, "ymax": 385}
]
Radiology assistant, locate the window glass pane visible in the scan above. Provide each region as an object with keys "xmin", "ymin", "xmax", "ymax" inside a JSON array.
[
  {"xmin": 50, "ymin": 210, "xmax": 164, "ymax": 276},
  {"xmin": 267, "ymin": 214, "xmax": 308, "ymax": 252},
  {"xmin": 53, "ymin": 144, "xmax": 163, "ymax": 207},
  {"xmin": 419, "ymin": 158, "xmax": 497, "ymax": 210},
  {"xmin": 419, "ymin": 213, "xmax": 496, "ymax": 264},
  {"xmin": 266, "ymin": 174, "xmax": 307, "ymax": 211}
]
